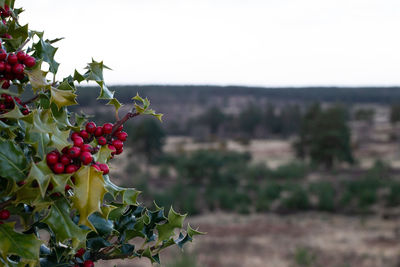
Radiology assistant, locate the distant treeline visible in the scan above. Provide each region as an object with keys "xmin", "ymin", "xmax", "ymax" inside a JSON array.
[{"xmin": 75, "ymin": 85, "xmax": 400, "ymax": 106}]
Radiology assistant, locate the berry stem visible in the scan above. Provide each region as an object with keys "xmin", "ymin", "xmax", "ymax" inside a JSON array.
[
  {"xmin": 111, "ymin": 111, "xmax": 139, "ymax": 136},
  {"xmin": 0, "ymin": 197, "xmax": 15, "ymax": 209},
  {"xmin": 21, "ymin": 94, "xmax": 39, "ymax": 105},
  {"xmin": 16, "ymin": 38, "xmax": 31, "ymax": 52}
]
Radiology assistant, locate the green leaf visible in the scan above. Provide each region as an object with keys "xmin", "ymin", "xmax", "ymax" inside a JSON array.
[
  {"xmin": 0, "ymin": 104, "xmax": 24, "ymax": 120},
  {"xmin": 25, "ymin": 132, "xmax": 50, "ymax": 159},
  {"xmin": 187, "ymin": 224, "xmax": 206, "ymax": 238},
  {"xmin": 0, "ymin": 222, "xmax": 42, "ymax": 263},
  {"xmin": 0, "ymin": 141, "xmax": 28, "ymax": 182},
  {"xmin": 25, "ymin": 60, "xmax": 51, "ymax": 93},
  {"xmin": 132, "ymin": 93, "xmax": 163, "ymax": 121},
  {"xmin": 71, "ymin": 166, "xmax": 107, "ymax": 230},
  {"xmin": 73, "ymin": 70, "xmax": 85, "ymax": 83},
  {"xmin": 4, "ymin": 21, "xmax": 28, "ymax": 51},
  {"xmin": 88, "ymin": 212, "xmax": 113, "ymax": 236},
  {"xmin": 156, "ymin": 207, "xmax": 186, "ymax": 243},
  {"xmin": 50, "ymin": 87, "xmax": 78, "ymax": 109},
  {"xmin": 32, "ymin": 39, "xmax": 60, "ymax": 74},
  {"xmin": 26, "ymin": 160, "xmax": 52, "ymax": 198},
  {"xmin": 42, "ymin": 199, "xmax": 89, "ymax": 249}
]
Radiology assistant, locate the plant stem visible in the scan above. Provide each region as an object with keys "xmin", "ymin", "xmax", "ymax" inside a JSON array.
[
  {"xmin": 22, "ymin": 94, "xmax": 39, "ymax": 105},
  {"xmin": 16, "ymin": 38, "xmax": 30, "ymax": 52},
  {"xmin": 111, "ymin": 111, "xmax": 139, "ymax": 136}
]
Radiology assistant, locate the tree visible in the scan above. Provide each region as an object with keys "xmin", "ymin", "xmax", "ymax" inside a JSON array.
[
  {"xmin": 128, "ymin": 118, "xmax": 166, "ymax": 163},
  {"xmin": 238, "ymin": 104, "xmax": 263, "ymax": 137},
  {"xmin": 0, "ymin": 2, "xmax": 202, "ymax": 266},
  {"xmin": 294, "ymin": 104, "xmax": 354, "ymax": 168},
  {"xmin": 197, "ymin": 106, "xmax": 226, "ymax": 135},
  {"xmin": 390, "ymin": 103, "xmax": 400, "ymax": 124}
]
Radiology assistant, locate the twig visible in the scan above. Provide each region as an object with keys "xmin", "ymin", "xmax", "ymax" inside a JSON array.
[
  {"xmin": 111, "ymin": 111, "xmax": 139, "ymax": 136},
  {"xmin": 16, "ymin": 38, "xmax": 30, "ymax": 52},
  {"xmin": 22, "ymin": 94, "xmax": 39, "ymax": 105},
  {"xmin": 0, "ymin": 197, "xmax": 15, "ymax": 209}
]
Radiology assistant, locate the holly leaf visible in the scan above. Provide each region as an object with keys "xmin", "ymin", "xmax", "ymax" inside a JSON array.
[
  {"xmin": 0, "ymin": 222, "xmax": 42, "ymax": 263},
  {"xmin": 0, "ymin": 141, "xmax": 28, "ymax": 182},
  {"xmin": 0, "ymin": 104, "xmax": 24, "ymax": 119},
  {"xmin": 156, "ymin": 208, "xmax": 186, "ymax": 244},
  {"xmin": 50, "ymin": 87, "xmax": 78, "ymax": 109},
  {"xmin": 26, "ymin": 160, "xmax": 52, "ymax": 198},
  {"xmin": 132, "ymin": 93, "xmax": 163, "ymax": 121},
  {"xmin": 25, "ymin": 132, "xmax": 50, "ymax": 159},
  {"xmin": 32, "ymin": 38, "xmax": 60, "ymax": 74},
  {"xmin": 103, "ymin": 175, "xmax": 140, "ymax": 204},
  {"xmin": 71, "ymin": 166, "xmax": 107, "ymax": 231},
  {"xmin": 48, "ymin": 124, "xmax": 70, "ymax": 152},
  {"xmin": 42, "ymin": 199, "xmax": 89, "ymax": 248},
  {"xmin": 25, "ymin": 60, "xmax": 51, "ymax": 93}
]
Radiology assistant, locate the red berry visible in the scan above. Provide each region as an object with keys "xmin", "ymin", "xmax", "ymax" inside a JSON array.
[
  {"xmin": 46, "ymin": 152, "xmax": 59, "ymax": 165},
  {"xmin": 7, "ymin": 53, "xmax": 17, "ymax": 65},
  {"xmin": 65, "ymin": 164, "xmax": 78, "ymax": 174},
  {"xmin": 24, "ymin": 56, "xmax": 36, "ymax": 68},
  {"xmin": 103, "ymin": 123, "xmax": 113, "ymax": 134},
  {"xmin": 0, "ymin": 61, "xmax": 5, "ymax": 72},
  {"xmin": 0, "ymin": 49, "xmax": 6, "ymax": 61},
  {"xmin": 2, "ymin": 5, "xmax": 10, "ymax": 17},
  {"xmin": 2, "ymin": 33, "xmax": 11, "ymax": 39},
  {"xmin": 71, "ymin": 177, "xmax": 76, "ymax": 184},
  {"xmin": 116, "ymin": 148, "xmax": 123, "ymax": 155},
  {"xmin": 12, "ymin": 63, "xmax": 24, "ymax": 74},
  {"xmin": 112, "ymin": 140, "xmax": 123, "ymax": 150},
  {"xmin": 75, "ymin": 248, "xmax": 85, "ymax": 258},
  {"xmin": 4, "ymin": 63, "xmax": 11, "ymax": 73},
  {"xmin": 85, "ymin": 122, "xmax": 96, "ymax": 134},
  {"xmin": 117, "ymin": 131, "xmax": 128, "ymax": 141},
  {"xmin": 3, "ymin": 94, "xmax": 12, "ymax": 102},
  {"xmin": 17, "ymin": 180, "xmax": 26, "ymax": 186},
  {"xmin": 73, "ymin": 136, "xmax": 84, "ymax": 147},
  {"xmin": 22, "ymin": 108, "xmax": 30, "ymax": 115},
  {"xmin": 99, "ymin": 163, "xmax": 109, "ymax": 175},
  {"xmin": 83, "ymin": 260, "xmax": 94, "ymax": 267},
  {"xmin": 53, "ymin": 163, "xmax": 65, "ymax": 174},
  {"xmin": 112, "ymin": 125, "xmax": 123, "ymax": 136},
  {"xmin": 79, "ymin": 130, "xmax": 89, "ymax": 139},
  {"xmin": 97, "ymin": 136, "xmax": 107, "ymax": 146},
  {"xmin": 108, "ymin": 145, "xmax": 116, "ymax": 154},
  {"xmin": 0, "ymin": 209, "xmax": 10, "ymax": 220},
  {"xmin": 65, "ymin": 184, "xmax": 72, "ymax": 191},
  {"xmin": 71, "ymin": 132, "xmax": 80, "ymax": 140},
  {"xmin": 14, "ymin": 96, "xmax": 22, "ymax": 104},
  {"xmin": 61, "ymin": 147, "xmax": 69, "ymax": 154},
  {"xmin": 47, "ymin": 183, "xmax": 54, "ymax": 191},
  {"xmin": 94, "ymin": 126, "xmax": 103, "ymax": 137},
  {"xmin": 92, "ymin": 164, "xmax": 101, "ymax": 172},
  {"xmin": 80, "ymin": 152, "xmax": 93, "ymax": 165},
  {"xmin": 4, "ymin": 72, "xmax": 14, "ymax": 80},
  {"xmin": 51, "ymin": 192, "xmax": 61, "ymax": 198},
  {"xmin": 15, "ymin": 73, "xmax": 25, "ymax": 80},
  {"xmin": 81, "ymin": 144, "xmax": 93, "ymax": 153},
  {"xmin": 0, "ymin": 104, "xmax": 5, "ymax": 110},
  {"xmin": 1, "ymin": 78, "xmax": 9, "ymax": 89},
  {"xmin": 16, "ymin": 51, "xmax": 26, "ymax": 62},
  {"xmin": 60, "ymin": 155, "xmax": 71, "ymax": 165},
  {"xmin": 68, "ymin": 146, "xmax": 81, "ymax": 158}
]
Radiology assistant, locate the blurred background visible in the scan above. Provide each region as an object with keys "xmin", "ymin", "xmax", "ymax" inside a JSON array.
[{"xmin": 20, "ymin": 1, "xmax": 400, "ymax": 266}]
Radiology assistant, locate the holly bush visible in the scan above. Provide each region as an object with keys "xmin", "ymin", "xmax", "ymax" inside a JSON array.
[{"xmin": 0, "ymin": 1, "xmax": 203, "ymax": 266}]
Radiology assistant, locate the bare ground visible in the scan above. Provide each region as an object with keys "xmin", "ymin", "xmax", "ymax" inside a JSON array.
[{"xmin": 97, "ymin": 212, "xmax": 400, "ymax": 267}]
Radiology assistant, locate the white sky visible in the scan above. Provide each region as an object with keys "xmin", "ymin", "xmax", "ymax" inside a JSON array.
[{"xmin": 18, "ymin": 0, "xmax": 400, "ymax": 86}]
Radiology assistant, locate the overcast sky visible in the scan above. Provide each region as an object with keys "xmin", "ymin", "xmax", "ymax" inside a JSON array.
[{"xmin": 18, "ymin": 0, "xmax": 400, "ymax": 87}]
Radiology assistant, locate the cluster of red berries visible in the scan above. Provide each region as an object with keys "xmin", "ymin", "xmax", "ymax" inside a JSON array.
[
  {"xmin": 45, "ymin": 121, "xmax": 128, "ymax": 175},
  {"xmin": 0, "ymin": 5, "xmax": 10, "ymax": 19},
  {"xmin": 0, "ymin": 209, "xmax": 10, "ymax": 224},
  {"xmin": 74, "ymin": 248, "xmax": 94, "ymax": 267},
  {"xmin": 0, "ymin": 93, "xmax": 30, "ymax": 116},
  {"xmin": 0, "ymin": 49, "xmax": 36, "ymax": 89}
]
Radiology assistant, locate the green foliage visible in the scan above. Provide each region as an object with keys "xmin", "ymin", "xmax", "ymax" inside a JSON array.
[
  {"xmin": 127, "ymin": 118, "xmax": 166, "ymax": 163},
  {"xmin": 390, "ymin": 103, "xmax": 400, "ymax": 124},
  {"xmin": 293, "ymin": 247, "xmax": 316, "ymax": 267},
  {"xmin": 0, "ymin": 3, "xmax": 202, "ymax": 266},
  {"xmin": 269, "ymin": 162, "xmax": 308, "ymax": 180},
  {"xmin": 309, "ymin": 182, "xmax": 335, "ymax": 211},
  {"xmin": 295, "ymin": 104, "xmax": 354, "ymax": 168}
]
